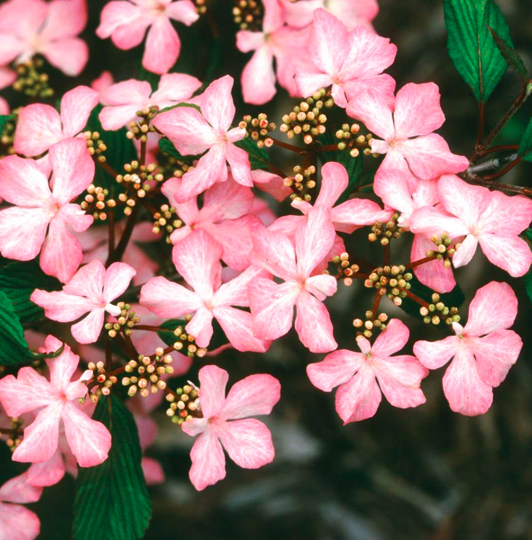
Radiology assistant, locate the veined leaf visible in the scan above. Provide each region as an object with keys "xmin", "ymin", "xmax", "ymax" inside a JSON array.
[
  {"xmin": 0, "ymin": 291, "xmax": 33, "ymax": 365},
  {"xmin": 489, "ymin": 26, "xmax": 527, "ymax": 81},
  {"xmin": 235, "ymin": 136, "xmax": 271, "ymax": 171}
]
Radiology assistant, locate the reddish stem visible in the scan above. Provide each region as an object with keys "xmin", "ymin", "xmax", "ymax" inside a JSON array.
[{"xmin": 405, "ymin": 255, "xmax": 437, "ymax": 270}]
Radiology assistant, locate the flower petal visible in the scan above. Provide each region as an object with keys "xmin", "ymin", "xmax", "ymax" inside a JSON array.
[
  {"xmin": 214, "ymin": 306, "xmax": 270, "ymax": 353},
  {"xmin": 103, "ymin": 262, "xmax": 136, "ymax": 302},
  {"xmin": 307, "ymin": 349, "xmax": 365, "ymax": 392},
  {"xmin": 41, "ymin": 38, "xmax": 89, "ymax": 77},
  {"xmin": 200, "ymin": 75, "xmax": 236, "ymax": 132},
  {"xmin": 198, "ymin": 365, "xmax": 228, "ymax": 418},
  {"xmin": 479, "ymin": 233, "xmax": 532, "ymax": 277},
  {"xmin": 295, "ymin": 290, "xmax": 337, "ymax": 353},
  {"xmin": 0, "ymin": 368, "xmax": 54, "ymax": 417},
  {"xmin": 188, "ymin": 428, "xmax": 226, "ymax": 491},
  {"xmin": 241, "ymin": 46, "xmax": 276, "ymax": 105},
  {"xmin": 71, "ymin": 309, "xmax": 105, "ymax": 344},
  {"xmin": 14, "ymin": 104, "xmax": 63, "ymax": 157},
  {"xmin": 335, "ymin": 365, "xmax": 381, "ymax": 423},
  {"xmin": 371, "ymin": 318, "xmax": 409, "ymax": 357},
  {"xmin": 27, "ymin": 450, "xmax": 66, "ymax": 487},
  {"xmin": 413, "ymin": 336, "xmax": 458, "ymax": 370},
  {"xmin": 140, "ymin": 276, "xmax": 202, "ymax": 318},
  {"xmin": 60, "ymin": 86, "xmax": 99, "ymax": 137},
  {"xmin": 143, "ymin": 16, "xmax": 180, "ymax": 74}
]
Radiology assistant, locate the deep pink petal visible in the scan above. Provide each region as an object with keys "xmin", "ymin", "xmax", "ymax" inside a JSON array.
[
  {"xmin": 0, "ymin": 472, "xmax": 42, "ymax": 504},
  {"xmin": 241, "ymin": 46, "xmax": 277, "ymax": 105},
  {"xmin": 371, "ymin": 318, "xmax": 409, "ymax": 357},
  {"xmin": 411, "ymin": 235, "xmax": 456, "ymax": 293},
  {"xmin": 27, "ymin": 450, "xmax": 65, "ymax": 487},
  {"xmin": 142, "ymin": 457, "xmax": 165, "ymax": 485},
  {"xmin": 188, "ymin": 428, "xmax": 226, "ymax": 491},
  {"xmin": 307, "ymin": 349, "xmax": 365, "ymax": 392},
  {"xmin": 335, "ymin": 365, "xmax": 381, "ymax": 423},
  {"xmin": 316, "ymin": 162, "xmax": 348, "ymax": 209},
  {"xmin": 295, "ymin": 290, "xmax": 337, "ymax": 353},
  {"xmin": 0, "ymin": 502, "xmax": 41, "ymax": 540},
  {"xmin": 214, "ymin": 306, "xmax": 270, "ymax": 353}
]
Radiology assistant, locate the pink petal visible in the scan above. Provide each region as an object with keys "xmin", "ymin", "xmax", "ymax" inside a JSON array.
[
  {"xmin": 60, "ymin": 86, "xmax": 99, "ymax": 137},
  {"xmin": 188, "ymin": 428, "xmax": 226, "ymax": 491},
  {"xmin": 236, "ymin": 30, "xmax": 265, "ymax": 53},
  {"xmin": 0, "ymin": 473, "xmax": 42, "ymax": 504},
  {"xmin": 14, "ymin": 104, "xmax": 63, "ymax": 157},
  {"xmin": 464, "ymin": 281, "xmax": 518, "ymax": 336},
  {"xmin": 214, "ymin": 265, "xmax": 268, "ymax": 307},
  {"xmin": 335, "ymin": 364, "xmax": 381, "ymax": 423},
  {"xmin": 30, "ymin": 289, "xmax": 95, "ymax": 323},
  {"xmin": 295, "ymin": 68, "xmax": 333, "ymax": 100},
  {"xmin": 305, "ymin": 274, "xmax": 337, "ymax": 300},
  {"xmin": 477, "ymin": 191, "xmax": 532, "ymax": 236},
  {"xmin": 166, "ymin": 0, "xmax": 199, "ymax": 24},
  {"xmin": 479, "ymin": 233, "xmax": 532, "ymax": 277},
  {"xmin": 203, "ymin": 176, "xmax": 254, "ymax": 219},
  {"xmin": 409, "ymin": 206, "xmax": 469, "ymax": 239},
  {"xmin": 373, "ymin": 168, "xmax": 413, "ymax": 216},
  {"xmin": 103, "ymin": 262, "xmax": 136, "ymax": 302},
  {"xmin": 0, "ymin": 34, "xmax": 24, "ymax": 66},
  {"xmin": 331, "ymin": 199, "xmax": 393, "ymax": 234},
  {"xmin": 140, "ymin": 276, "xmax": 202, "ymax": 317},
  {"xmin": 71, "ymin": 309, "xmax": 105, "ymax": 344},
  {"xmin": 96, "ymin": 1, "xmax": 143, "ymax": 39},
  {"xmin": 225, "ymin": 142, "xmax": 253, "ymax": 187},
  {"xmin": 371, "ymin": 318, "xmax": 409, "ymax": 357},
  {"xmin": 413, "ymin": 336, "xmax": 458, "ymax": 370},
  {"xmin": 27, "ymin": 450, "xmax": 65, "ymax": 487},
  {"xmin": 213, "ymin": 306, "xmax": 270, "ymax": 353},
  {"xmin": 411, "ymin": 234, "xmax": 456, "ymax": 293},
  {"xmin": 316, "ymin": 162, "xmax": 349, "ymax": 209},
  {"xmin": 41, "ymin": 0, "xmax": 87, "ymax": 38},
  {"xmin": 143, "ymin": 16, "xmax": 180, "ymax": 74},
  {"xmin": 241, "ymin": 46, "xmax": 277, "ymax": 105},
  {"xmin": 63, "ymin": 258, "xmax": 105, "ymax": 298},
  {"xmin": 393, "ymin": 82, "xmax": 445, "ymax": 138},
  {"xmin": 0, "ymin": 368, "xmax": 53, "ymax": 417},
  {"xmin": 142, "ymin": 457, "xmax": 165, "ymax": 485},
  {"xmin": 151, "ymin": 73, "xmax": 202, "ymax": 103},
  {"xmin": 217, "ymin": 418, "xmax": 274, "ymax": 468},
  {"xmin": 185, "ymin": 307, "xmax": 214, "ymax": 347},
  {"xmin": 307, "ymin": 349, "xmax": 365, "ymax": 392},
  {"xmin": 442, "ymin": 347, "xmax": 493, "ymax": 416},
  {"xmin": 200, "ymin": 221, "xmax": 253, "ymax": 271},
  {"xmin": 295, "ymin": 290, "xmax": 337, "ymax": 353},
  {"xmin": 198, "ymin": 365, "xmax": 229, "ymax": 418},
  {"xmin": 46, "ymin": 340, "xmax": 80, "ymax": 391},
  {"xmin": 201, "ymin": 75, "xmax": 236, "ymax": 132},
  {"xmin": 100, "ymin": 78, "xmax": 151, "ymax": 106},
  {"xmin": 41, "ymin": 38, "xmax": 89, "ymax": 77},
  {"xmin": 60, "ymin": 203, "xmax": 93, "ymax": 233},
  {"xmin": 346, "ymin": 89, "xmax": 395, "ymax": 140},
  {"xmin": 0, "ymin": 503, "xmax": 41, "ymax": 540},
  {"xmin": 99, "ymin": 104, "xmax": 142, "ymax": 131},
  {"xmin": 452, "ymin": 234, "xmax": 478, "ymax": 268}
]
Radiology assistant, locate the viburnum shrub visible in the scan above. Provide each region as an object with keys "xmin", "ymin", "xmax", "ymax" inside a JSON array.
[{"xmin": 0, "ymin": 0, "xmax": 531, "ymax": 538}]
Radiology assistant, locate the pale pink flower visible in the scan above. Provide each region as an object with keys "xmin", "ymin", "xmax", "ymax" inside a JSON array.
[
  {"xmin": 0, "ymin": 65, "xmax": 16, "ymax": 91},
  {"xmin": 91, "ymin": 70, "xmax": 114, "ymax": 93},
  {"xmin": 99, "ymin": 73, "xmax": 201, "ymax": 131},
  {"xmin": 140, "ymin": 229, "xmax": 270, "ymax": 352},
  {"xmin": 0, "ymin": 473, "xmax": 42, "ymax": 540},
  {"xmin": 295, "ymin": 9, "xmax": 396, "ymax": 108},
  {"xmin": 236, "ymin": 0, "xmax": 309, "ymax": 104},
  {"xmin": 31, "ymin": 260, "xmax": 136, "ymax": 344},
  {"xmin": 163, "ymin": 175, "xmax": 257, "ymax": 271},
  {"xmin": 410, "ymin": 174, "xmax": 532, "ymax": 277},
  {"xmin": 181, "ymin": 365, "xmax": 281, "ymax": 491},
  {"xmin": 0, "ymin": 97, "xmax": 9, "ymax": 116},
  {"xmin": 0, "ymin": 335, "xmax": 112, "ymax": 466},
  {"xmin": 152, "ymin": 76, "xmax": 253, "ymax": 202},
  {"xmin": 14, "ymin": 85, "xmax": 99, "ymax": 157},
  {"xmin": 0, "ymin": 138, "xmax": 94, "ymax": 283},
  {"xmin": 414, "ymin": 282, "xmax": 523, "ymax": 416},
  {"xmin": 308, "ymin": 319, "xmax": 428, "ymax": 423},
  {"xmin": 347, "ymin": 82, "xmax": 469, "ymax": 178},
  {"xmin": 251, "ymin": 169, "xmax": 293, "ymax": 202},
  {"xmin": 281, "ymin": 0, "xmax": 378, "ymax": 30},
  {"xmin": 96, "ymin": 0, "xmax": 199, "ymax": 75},
  {"xmin": 0, "ymin": 0, "xmax": 88, "ymax": 76},
  {"xmin": 249, "ymin": 208, "xmax": 338, "ymax": 353}
]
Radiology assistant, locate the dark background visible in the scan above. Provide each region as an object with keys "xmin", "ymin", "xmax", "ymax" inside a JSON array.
[{"xmin": 1, "ymin": 0, "xmax": 532, "ymax": 538}]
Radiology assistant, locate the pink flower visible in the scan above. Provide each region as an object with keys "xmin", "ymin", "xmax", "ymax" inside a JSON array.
[
  {"xmin": 347, "ymin": 82, "xmax": 469, "ymax": 178},
  {"xmin": 152, "ymin": 75, "xmax": 253, "ymax": 202},
  {"xmin": 236, "ymin": 0, "xmax": 309, "ymax": 104},
  {"xmin": 140, "ymin": 229, "xmax": 270, "ymax": 352},
  {"xmin": 181, "ymin": 365, "xmax": 281, "ymax": 491},
  {"xmin": 99, "ymin": 73, "xmax": 201, "ymax": 131},
  {"xmin": 281, "ymin": 0, "xmax": 378, "ymax": 30},
  {"xmin": 31, "ymin": 259, "xmax": 136, "ymax": 344},
  {"xmin": 14, "ymin": 85, "xmax": 99, "ymax": 157},
  {"xmin": 91, "ymin": 70, "xmax": 114, "ymax": 93},
  {"xmin": 308, "ymin": 319, "xmax": 428, "ymax": 423},
  {"xmin": 96, "ymin": 0, "xmax": 199, "ymax": 75},
  {"xmin": 0, "ymin": 0, "xmax": 88, "ymax": 76},
  {"xmin": 295, "ymin": 9, "xmax": 396, "ymax": 108},
  {"xmin": 0, "ymin": 473, "xmax": 42, "ymax": 540},
  {"xmin": 251, "ymin": 170, "xmax": 293, "ymax": 202},
  {"xmin": 0, "ymin": 335, "xmax": 112, "ymax": 466},
  {"xmin": 414, "ymin": 282, "xmax": 523, "ymax": 416},
  {"xmin": 249, "ymin": 208, "xmax": 338, "ymax": 353},
  {"xmin": 410, "ymin": 174, "xmax": 532, "ymax": 277},
  {"xmin": 163, "ymin": 175, "xmax": 257, "ymax": 271},
  {"xmin": 0, "ymin": 66, "xmax": 16, "ymax": 91},
  {"xmin": 0, "ymin": 138, "xmax": 95, "ymax": 283}
]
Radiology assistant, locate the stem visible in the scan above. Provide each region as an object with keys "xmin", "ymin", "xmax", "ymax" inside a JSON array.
[
  {"xmin": 467, "ymin": 177, "xmax": 532, "ymax": 196},
  {"xmin": 480, "ymin": 154, "xmax": 523, "ymax": 181},
  {"xmin": 121, "ymin": 330, "xmax": 139, "ymax": 359},
  {"xmin": 108, "ymin": 207, "xmax": 115, "ymax": 261},
  {"xmin": 383, "ymin": 244, "xmax": 390, "ymax": 266},
  {"xmin": 96, "ymin": 159, "xmax": 118, "ymax": 181},
  {"xmin": 405, "ymin": 255, "xmax": 437, "ymax": 270},
  {"xmin": 465, "ymin": 153, "xmax": 519, "ymax": 175},
  {"xmin": 105, "ymin": 336, "xmax": 112, "ymax": 372},
  {"xmin": 134, "ymin": 325, "xmax": 163, "ymax": 332},
  {"xmin": 473, "ymin": 101, "xmax": 485, "ymax": 152},
  {"xmin": 269, "ymin": 137, "xmax": 305, "ymax": 154},
  {"xmin": 479, "ymin": 144, "xmax": 519, "ymax": 157},
  {"xmin": 106, "ymin": 203, "xmax": 141, "ymax": 265},
  {"xmin": 140, "ymin": 138, "xmax": 147, "ymax": 167},
  {"xmin": 370, "ymin": 291, "xmax": 382, "ymax": 315},
  {"xmin": 403, "ymin": 289, "xmax": 430, "ymax": 309}
]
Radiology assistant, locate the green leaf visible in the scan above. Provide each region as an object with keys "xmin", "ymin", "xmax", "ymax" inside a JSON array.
[
  {"xmin": 518, "ymin": 117, "xmax": 532, "ymax": 161},
  {"xmin": 0, "ymin": 114, "xmax": 14, "ymax": 132},
  {"xmin": 489, "ymin": 26, "xmax": 528, "ymax": 81},
  {"xmin": 443, "ymin": 0, "xmax": 513, "ymax": 102},
  {"xmin": 0, "ymin": 291, "xmax": 33, "ymax": 365},
  {"xmin": 0, "ymin": 260, "xmax": 61, "ymax": 323},
  {"xmin": 234, "ymin": 136, "xmax": 271, "ymax": 171},
  {"xmin": 74, "ymin": 395, "xmax": 152, "ymax": 540},
  {"xmin": 157, "ymin": 319, "xmax": 187, "ymax": 346}
]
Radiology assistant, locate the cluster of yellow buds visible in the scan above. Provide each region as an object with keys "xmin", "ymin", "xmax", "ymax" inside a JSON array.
[
  {"xmin": 331, "ymin": 252, "xmax": 361, "ymax": 286},
  {"xmin": 169, "ymin": 323, "xmax": 208, "ymax": 358},
  {"xmin": 195, "ymin": 0, "xmax": 207, "ymax": 15},
  {"xmin": 368, "ymin": 214, "xmax": 405, "ymax": 246},
  {"xmin": 285, "ymin": 165, "xmax": 317, "ymax": 202},
  {"xmin": 3, "ymin": 417, "xmax": 23, "ymax": 452},
  {"xmin": 104, "ymin": 303, "xmax": 140, "ymax": 338},
  {"xmin": 419, "ymin": 294, "xmax": 461, "ymax": 326},
  {"xmin": 233, "ymin": 0, "xmax": 263, "ymax": 31},
  {"xmin": 280, "ymin": 90, "xmax": 333, "ymax": 144},
  {"xmin": 126, "ymin": 106, "xmax": 159, "ymax": 143},
  {"xmin": 153, "ymin": 204, "xmax": 182, "ymax": 240},
  {"xmin": 122, "ymin": 350, "xmax": 175, "ymax": 398},
  {"xmin": 116, "ymin": 161, "xmax": 161, "ymax": 215},
  {"xmin": 166, "ymin": 384, "xmax": 201, "ymax": 425},
  {"xmin": 84, "ymin": 131, "xmax": 107, "ymax": 162},
  {"xmin": 81, "ymin": 184, "xmax": 117, "ymax": 221},
  {"xmin": 364, "ymin": 265, "xmax": 413, "ymax": 306},
  {"xmin": 0, "ymin": 113, "xmax": 17, "ymax": 158},
  {"xmin": 335, "ymin": 123, "xmax": 374, "ymax": 157},
  {"xmin": 353, "ymin": 311, "xmax": 389, "ymax": 339},
  {"xmin": 426, "ymin": 234, "xmax": 456, "ymax": 268},
  {"xmin": 87, "ymin": 361, "xmax": 119, "ymax": 399},
  {"xmin": 12, "ymin": 58, "xmax": 53, "ymax": 98},
  {"xmin": 239, "ymin": 114, "xmax": 276, "ymax": 148}
]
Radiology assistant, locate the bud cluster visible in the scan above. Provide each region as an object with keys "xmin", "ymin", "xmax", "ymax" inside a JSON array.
[
  {"xmin": 419, "ymin": 293, "xmax": 461, "ymax": 326},
  {"xmin": 104, "ymin": 303, "xmax": 140, "ymax": 338},
  {"xmin": 280, "ymin": 90, "xmax": 333, "ymax": 144},
  {"xmin": 353, "ymin": 311, "xmax": 389, "ymax": 339},
  {"xmin": 170, "ymin": 323, "xmax": 208, "ymax": 358},
  {"xmin": 0, "ymin": 112, "xmax": 17, "ymax": 158},
  {"xmin": 123, "ymin": 350, "xmax": 175, "ymax": 398},
  {"xmin": 153, "ymin": 203, "xmax": 182, "ymax": 240},
  {"xmin": 233, "ymin": 0, "xmax": 263, "ymax": 31},
  {"xmin": 126, "ymin": 106, "xmax": 159, "ymax": 143},
  {"xmin": 3, "ymin": 417, "xmax": 23, "ymax": 452},
  {"xmin": 12, "ymin": 58, "xmax": 53, "ymax": 98},
  {"xmin": 84, "ymin": 131, "xmax": 107, "ymax": 162},
  {"xmin": 195, "ymin": 0, "xmax": 207, "ymax": 15},
  {"xmin": 87, "ymin": 361, "xmax": 119, "ymax": 398},
  {"xmin": 81, "ymin": 184, "xmax": 116, "ymax": 221},
  {"xmin": 165, "ymin": 383, "xmax": 201, "ymax": 424},
  {"xmin": 285, "ymin": 165, "xmax": 317, "ymax": 202},
  {"xmin": 368, "ymin": 214, "xmax": 405, "ymax": 245},
  {"xmin": 331, "ymin": 252, "xmax": 361, "ymax": 286},
  {"xmin": 364, "ymin": 265, "xmax": 413, "ymax": 306},
  {"xmin": 426, "ymin": 233, "xmax": 456, "ymax": 268},
  {"xmin": 239, "ymin": 113, "xmax": 276, "ymax": 148},
  {"xmin": 335, "ymin": 123, "xmax": 374, "ymax": 158},
  {"xmin": 116, "ymin": 161, "xmax": 162, "ymax": 214}
]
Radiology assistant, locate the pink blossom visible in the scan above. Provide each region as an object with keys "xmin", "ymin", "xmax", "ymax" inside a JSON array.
[
  {"xmin": 163, "ymin": 175, "xmax": 257, "ymax": 271},
  {"xmin": 99, "ymin": 73, "xmax": 202, "ymax": 131},
  {"xmin": 281, "ymin": 0, "xmax": 378, "ymax": 30},
  {"xmin": 14, "ymin": 85, "xmax": 99, "ymax": 157},
  {"xmin": 0, "ymin": 0, "xmax": 88, "ymax": 76},
  {"xmin": 181, "ymin": 365, "xmax": 281, "ymax": 490},
  {"xmin": 410, "ymin": 174, "xmax": 532, "ymax": 277},
  {"xmin": 236, "ymin": 0, "xmax": 309, "ymax": 104},
  {"xmin": 249, "ymin": 208, "xmax": 338, "ymax": 353},
  {"xmin": 0, "ymin": 473, "xmax": 42, "ymax": 540},
  {"xmin": 91, "ymin": 70, "xmax": 114, "ymax": 93},
  {"xmin": 308, "ymin": 319, "xmax": 428, "ymax": 423},
  {"xmin": 140, "ymin": 229, "xmax": 270, "ymax": 352},
  {"xmin": 295, "ymin": 9, "xmax": 396, "ymax": 108},
  {"xmin": 0, "ymin": 138, "xmax": 95, "ymax": 283},
  {"xmin": 347, "ymin": 82, "xmax": 469, "ymax": 178},
  {"xmin": 414, "ymin": 282, "xmax": 523, "ymax": 416},
  {"xmin": 0, "ymin": 66, "xmax": 16, "ymax": 91},
  {"xmin": 31, "ymin": 260, "xmax": 136, "ymax": 344},
  {"xmin": 251, "ymin": 169, "xmax": 293, "ymax": 202},
  {"xmin": 0, "ymin": 96, "xmax": 9, "ymax": 116},
  {"xmin": 0, "ymin": 335, "xmax": 112, "ymax": 466},
  {"xmin": 96, "ymin": 0, "xmax": 199, "ymax": 75},
  {"xmin": 152, "ymin": 76, "xmax": 253, "ymax": 202}
]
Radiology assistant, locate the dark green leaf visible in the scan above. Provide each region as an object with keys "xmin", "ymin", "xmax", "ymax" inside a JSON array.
[
  {"xmin": 74, "ymin": 395, "xmax": 152, "ymax": 540},
  {"xmin": 518, "ymin": 117, "xmax": 532, "ymax": 161},
  {"xmin": 157, "ymin": 319, "xmax": 187, "ymax": 346},
  {"xmin": 0, "ymin": 114, "xmax": 14, "ymax": 132},
  {"xmin": 234, "ymin": 136, "xmax": 271, "ymax": 171},
  {"xmin": 203, "ymin": 37, "xmax": 224, "ymax": 88},
  {"xmin": 443, "ymin": 0, "xmax": 513, "ymax": 102},
  {"xmin": 0, "ymin": 260, "xmax": 61, "ymax": 323},
  {"xmin": 489, "ymin": 26, "xmax": 528, "ymax": 80},
  {"xmin": 0, "ymin": 291, "xmax": 33, "ymax": 365}
]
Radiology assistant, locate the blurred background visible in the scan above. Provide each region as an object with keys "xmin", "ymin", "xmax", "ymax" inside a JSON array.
[{"xmin": 1, "ymin": 0, "xmax": 532, "ymax": 538}]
